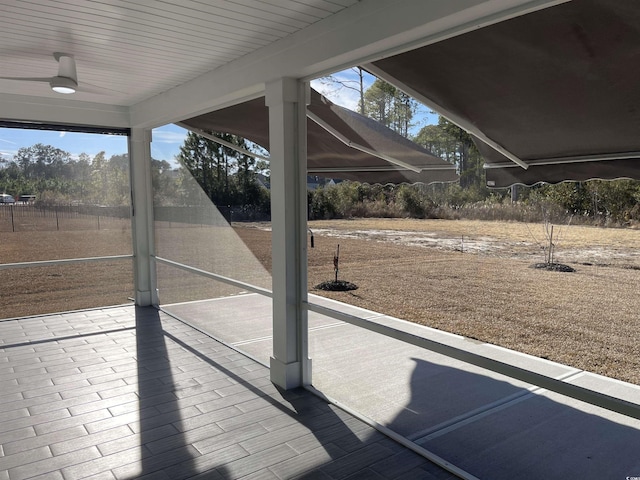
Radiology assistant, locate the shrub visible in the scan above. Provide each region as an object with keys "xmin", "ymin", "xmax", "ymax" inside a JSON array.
[{"xmin": 306, "ymin": 178, "xmax": 640, "ymax": 228}]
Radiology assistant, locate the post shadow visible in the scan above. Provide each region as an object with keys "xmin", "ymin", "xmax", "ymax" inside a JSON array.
[
  {"xmin": 154, "ymin": 312, "xmax": 452, "ymax": 479},
  {"xmin": 382, "ymin": 357, "xmax": 640, "ymax": 480},
  {"xmin": 133, "ymin": 306, "xmax": 231, "ymax": 479}
]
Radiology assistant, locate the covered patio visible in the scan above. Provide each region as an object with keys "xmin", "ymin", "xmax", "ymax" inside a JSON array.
[{"xmin": 1, "ymin": 0, "xmax": 640, "ymax": 478}]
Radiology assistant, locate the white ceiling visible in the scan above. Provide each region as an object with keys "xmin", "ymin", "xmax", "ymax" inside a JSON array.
[
  {"xmin": 0, "ymin": 0, "xmax": 564, "ymax": 129},
  {"xmin": 0, "ymin": 0, "xmax": 358, "ymax": 105}
]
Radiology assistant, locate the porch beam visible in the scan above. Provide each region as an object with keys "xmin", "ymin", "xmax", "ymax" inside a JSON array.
[{"xmin": 0, "ymin": 93, "xmax": 129, "ymax": 128}]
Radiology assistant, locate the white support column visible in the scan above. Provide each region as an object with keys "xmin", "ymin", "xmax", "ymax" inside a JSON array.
[
  {"xmin": 129, "ymin": 128, "xmax": 158, "ymax": 307},
  {"xmin": 266, "ymin": 78, "xmax": 311, "ymax": 389}
]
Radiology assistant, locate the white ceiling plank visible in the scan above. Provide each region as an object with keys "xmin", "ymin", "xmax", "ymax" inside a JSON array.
[
  {"xmin": 231, "ymin": 0, "xmax": 354, "ymax": 19},
  {"xmin": 18, "ymin": 0, "xmax": 292, "ymax": 41},
  {"xmin": 0, "ymin": 28, "xmax": 242, "ymax": 67},
  {"xmin": 292, "ymin": 0, "xmax": 356, "ymax": 14},
  {"xmin": 159, "ymin": 0, "xmax": 317, "ymax": 30},
  {"xmin": 97, "ymin": 0, "xmax": 302, "ymax": 37},
  {"xmin": 0, "ymin": 8, "xmax": 252, "ymax": 60},
  {"xmin": 1, "ymin": 9, "xmax": 271, "ymax": 60},
  {"xmin": 229, "ymin": 1, "xmax": 324, "ymax": 22}
]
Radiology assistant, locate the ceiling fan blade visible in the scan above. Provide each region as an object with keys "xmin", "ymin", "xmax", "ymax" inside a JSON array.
[
  {"xmin": 0, "ymin": 77, "xmax": 52, "ymax": 82},
  {"xmin": 1, "ymin": 54, "xmax": 122, "ymax": 96}
]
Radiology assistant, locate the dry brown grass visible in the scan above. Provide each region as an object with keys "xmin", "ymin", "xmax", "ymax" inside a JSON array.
[{"xmin": 0, "ymin": 228, "xmax": 134, "ymax": 318}]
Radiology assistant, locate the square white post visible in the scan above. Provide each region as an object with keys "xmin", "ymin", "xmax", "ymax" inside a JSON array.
[
  {"xmin": 129, "ymin": 128, "xmax": 158, "ymax": 307},
  {"xmin": 266, "ymin": 78, "xmax": 311, "ymax": 389}
]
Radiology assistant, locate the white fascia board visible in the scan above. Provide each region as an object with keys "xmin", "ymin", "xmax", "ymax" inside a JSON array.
[
  {"xmin": 0, "ymin": 93, "xmax": 130, "ymax": 129},
  {"xmin": 130, "ymin": 0, "xmax": 566, "ymax": 129}
]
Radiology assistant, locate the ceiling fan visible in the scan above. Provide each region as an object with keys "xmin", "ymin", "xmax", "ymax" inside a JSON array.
[{"xmin": 1, "ymin": 53, "xmax": 88, "ymax": 94}]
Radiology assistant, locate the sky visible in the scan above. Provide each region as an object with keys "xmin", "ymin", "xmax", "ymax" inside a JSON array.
[
  {"xmin": 0, "ymin": 123, "xmax": 188, "ymax": 165},
  {"xmin": 311, "ymin": 68, "xmax": 439, "ymax": 130},
  {"xmin": 0, "ymin": 69, "xmax": 438, "ymax": 166}
]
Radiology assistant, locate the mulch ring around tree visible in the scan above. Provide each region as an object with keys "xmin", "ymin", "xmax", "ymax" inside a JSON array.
[
  {"xmin": 315, "ymin": 280, "xmax": 359, "ymax": 291},
  {"xmin": 529, "ymin": 262, "xmax": 576, "ymax": 273}
]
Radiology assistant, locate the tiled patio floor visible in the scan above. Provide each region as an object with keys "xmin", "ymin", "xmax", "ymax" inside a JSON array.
[{"xmin": 0, "ymin": 305, "xmax": 454, "ymax": 480}]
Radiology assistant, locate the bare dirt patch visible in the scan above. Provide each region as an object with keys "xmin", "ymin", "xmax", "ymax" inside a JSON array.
[{"xmin": 305, "ymin": 218, "xmax": 640, "ymax": 267}]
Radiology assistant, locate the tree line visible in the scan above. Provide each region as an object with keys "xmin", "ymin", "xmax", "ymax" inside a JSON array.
[
  {"xmin": 0, "ymin": 136, "xmax": 271, "ymax": 216},
  {"xmin": 0, "ymin": 144, "xmax": 131, "ymax": 206},
  {"xmin": 173, "ymin": 131, "xmax": 270, "ymax": 214}
]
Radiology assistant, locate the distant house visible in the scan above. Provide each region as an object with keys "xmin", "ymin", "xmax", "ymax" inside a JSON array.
[
  {"xmin": 307, "ymin": 175, "xmax": 339, "ymax": 191},
  {"xmin": 307, "ymin": 175, "xmax": 321, "ymax": 191},
  {"xmin": 254, "ymin": 174, "xmax": 340, "ymax": 191}
]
